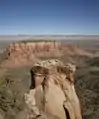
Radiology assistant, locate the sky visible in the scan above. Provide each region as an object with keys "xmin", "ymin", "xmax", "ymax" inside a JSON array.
[{"xmin": 0, "ymin": 0, "xmax": 99, "ymax": 35}]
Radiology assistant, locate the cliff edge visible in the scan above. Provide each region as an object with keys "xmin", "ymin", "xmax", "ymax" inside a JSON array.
[{"xmin": 1, "ymin": 40, "xmax": 92, "ymax": 67}]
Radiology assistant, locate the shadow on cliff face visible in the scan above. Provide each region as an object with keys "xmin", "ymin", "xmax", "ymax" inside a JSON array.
[{"xmin": 63, "ymin": 107, "xmax": 70, "ymax": 119}]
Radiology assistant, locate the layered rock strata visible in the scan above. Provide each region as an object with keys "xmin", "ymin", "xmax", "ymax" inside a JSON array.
[
  {"xmin": 2, "ymin": 40, "xmax": 93, "ymax": 67},
  {"xmin": 3, "ymin": 41, "xmax": 61, "ymax": 67}
]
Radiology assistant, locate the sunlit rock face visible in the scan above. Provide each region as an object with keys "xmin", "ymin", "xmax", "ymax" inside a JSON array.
[
  {"xmin": 3, "ymin": 41, "xmax": 61, "ymax": 67},
  {"xmin": 6, "ymin": 41, "xmax": 61, "ymax": 57},
  {"xmin": 25, "ymin": 59, "xmax": 82, "ymax": 119},
  {"xmin": 2, "ymin": 40, "xmax": 92, "ymax": 68}
]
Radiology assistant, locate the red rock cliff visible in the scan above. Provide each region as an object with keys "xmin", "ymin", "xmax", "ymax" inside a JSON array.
[
  {"xmin": 2, "ymin": 40, "xmax": 92, "ymax": 67},
  {"xmin": 3, "ymin": 41, "xmax": 61, "ymax": 67}
]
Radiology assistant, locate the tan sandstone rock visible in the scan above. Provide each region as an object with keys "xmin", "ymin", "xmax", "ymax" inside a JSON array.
[
  {"xmin": 25, "ymin": 59, "xmax": 82, "ymax": 119},
  {"xmin": 3, "ymin": 41, "xmax": 61, "ymax": 67}
]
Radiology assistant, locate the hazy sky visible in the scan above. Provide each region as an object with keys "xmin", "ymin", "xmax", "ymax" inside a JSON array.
[{"xmin": 0, "ymin": 0, "xmax": 99, "ymax": 35}]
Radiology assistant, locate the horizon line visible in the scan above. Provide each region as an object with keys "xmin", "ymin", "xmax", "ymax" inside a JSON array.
[{"xmin": 0, "ymin": 34, "xmax": 99, "ymax": 36}]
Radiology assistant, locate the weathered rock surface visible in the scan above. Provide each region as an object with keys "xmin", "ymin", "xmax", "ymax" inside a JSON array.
[
  {"xmin": 1, "ymin": 40, "xmax": 92, "ymax": 67},
  {"xmin": 15, "ymin": 108, "xmax": 60, "ymax": 119},
  {"xmin": 24, "ymin": 59, "xmax": 82, "ymax": 119},
  {"xmin": 0, "ymin": 114, "xmax": 3, "ymax": 119},
  {"xmin": 2, "ymin": 41, "xmax": 61, "ymax": 67},
  {"xmin": 6, "ymin": 41, "xmax": 61, "ymax": 57}
]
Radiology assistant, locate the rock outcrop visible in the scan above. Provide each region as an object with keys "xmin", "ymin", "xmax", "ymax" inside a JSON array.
[
  {"xmin": 24, "ymin": 59, "xmax": 82, "ymax": 119},
  {"xmin": 2, "ymin": 40, "xmax": 92, "ymax": 67},
  {"xmin": 6, "ymin": 41, "xmax": 61, "ymax": 56},
  {"xmin": 3, "ymin": 41, "xmax": 61, "ymax": 67}
]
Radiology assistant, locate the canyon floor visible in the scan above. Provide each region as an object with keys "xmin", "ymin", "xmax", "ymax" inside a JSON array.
[{"xmin": 0, "ymin": 37, "xmax": 99, "ymax": 119}]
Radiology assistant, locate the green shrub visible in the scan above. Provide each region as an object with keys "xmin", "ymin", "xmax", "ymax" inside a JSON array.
[{"xmin": 0, "ymin": 77, "xmax": 26, "ymax": 114}]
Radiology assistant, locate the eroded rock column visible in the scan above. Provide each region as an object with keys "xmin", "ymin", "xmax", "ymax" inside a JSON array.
[
  {"xmin": 24, "ymin": 60, "xmax": 82, "ymax": 119},
  {"xmin": 62, "ymin": 64, "xmax": 82, "ymax": 119}
]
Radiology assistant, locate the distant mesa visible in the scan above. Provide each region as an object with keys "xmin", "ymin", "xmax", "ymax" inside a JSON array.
[{"xmin": 1, "ymin": 40, "xmax": 92, "ymax": 68}]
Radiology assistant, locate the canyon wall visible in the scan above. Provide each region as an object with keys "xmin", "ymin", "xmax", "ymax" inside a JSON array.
[
  {"xmin": 3, "ymin": 41, "xmax": 61, "ymax": 67},
  {"xmin": 2, "ymin": 40, "xmax": 92, "ymax": 67}
]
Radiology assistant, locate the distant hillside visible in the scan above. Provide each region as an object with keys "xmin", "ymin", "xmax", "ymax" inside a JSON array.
[{"xmin": 0, "ymin": 40, "xmax": 93, "ymax": 68}]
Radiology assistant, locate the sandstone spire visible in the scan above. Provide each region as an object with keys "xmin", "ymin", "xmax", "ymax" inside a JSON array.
[{"xmin": 25, "ymin": 59, "xmax": 82, "ymax": 119}]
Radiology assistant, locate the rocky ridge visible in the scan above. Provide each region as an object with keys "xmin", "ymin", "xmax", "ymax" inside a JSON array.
[
  {"xmin": 1, "ymin": 40, "xmax": 92, "ymax": 67},
  {"xmin": 2, "ymin": 41, "xmax": 61, "ymax": 67}
]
